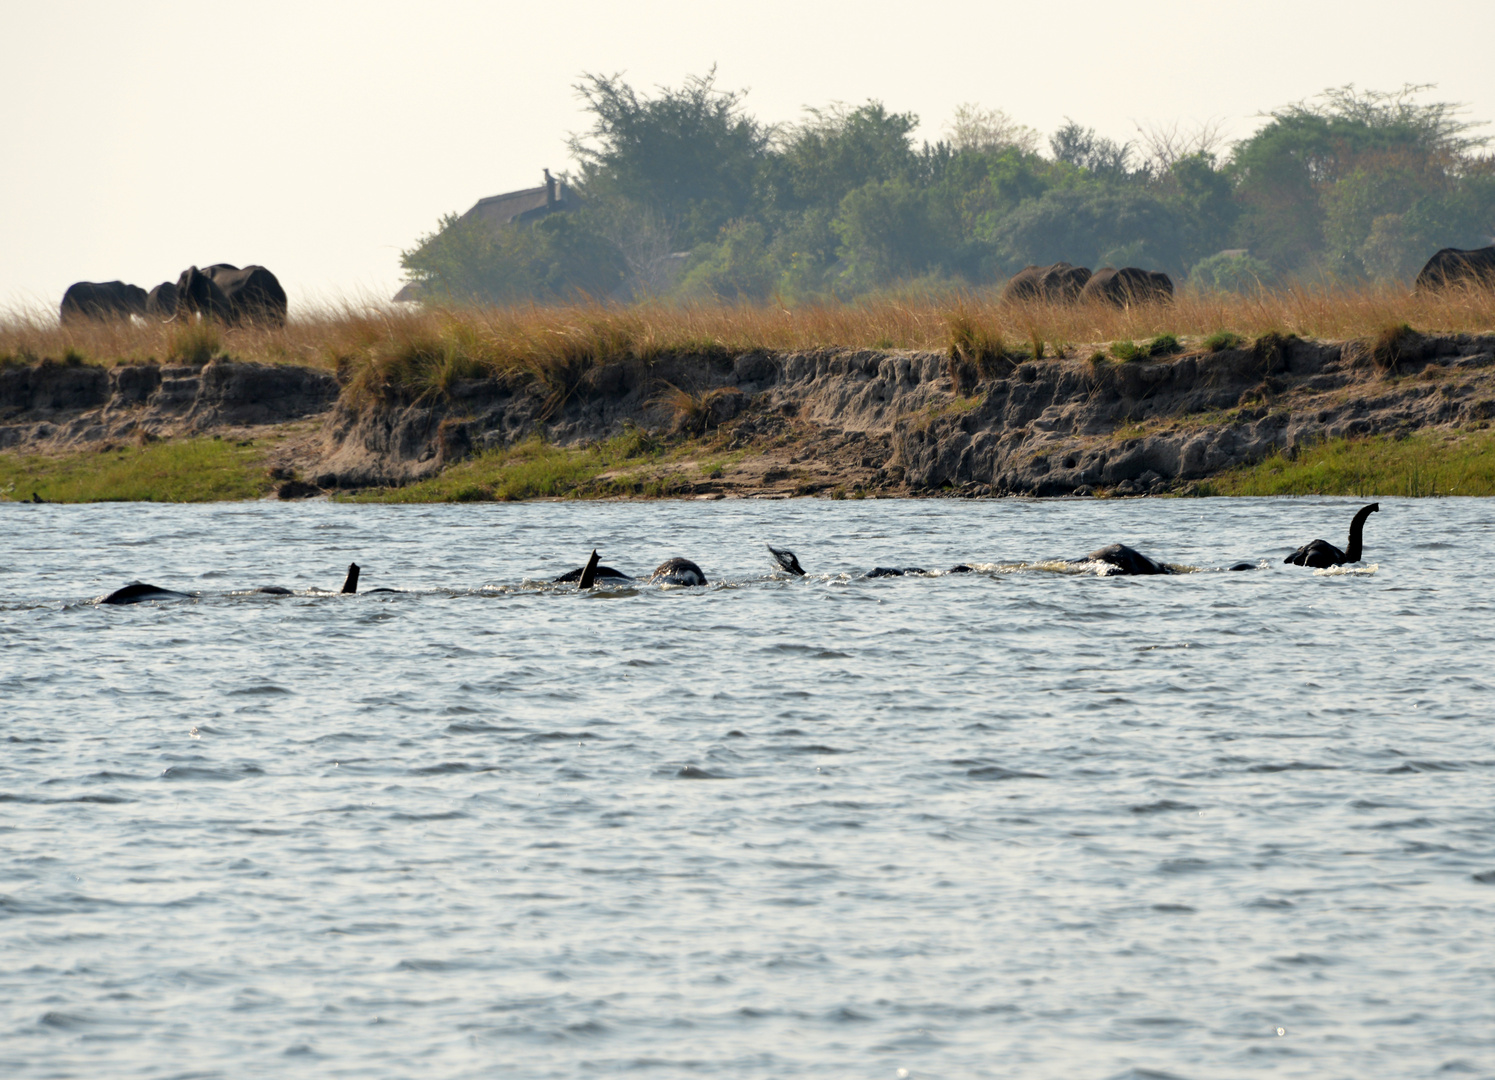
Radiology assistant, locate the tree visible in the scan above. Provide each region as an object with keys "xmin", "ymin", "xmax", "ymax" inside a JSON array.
[
  {"xmin": 567, "ymin": 69, "xmax": 770, "ymax": 247},
  {"xmin": 984, "ymin": 187, "xmax": 1183, "ymax": 276},
  {"xmin": 944, "ymin": 104, "xmax": 1040, "ymax": 156},
  {"xmin": 1159, "ymin": 153, "xmax": 1240, "ymax": 271},
  {"xmin": 833, "ymin": 178, "xmax": 955, "ymax": 287},
  {"xmin": 1230, "ymin": 84, "xmax": 1489, "ymax": 276},
  {"xmin": 1187, "ymin": 251, "xmax": 1275, "ymax": 292},
  {"xmin": 398, "ymin": 209, "xmax": 624, "ymax": 304},
  {"xmin": 1049, "ymin": 121, "xmax": 1137, "ymax": 178},
  {"xmin": 765, "ymin": 102, "xmax": 920, "ymax": 213},
  {"xmin": 676, "ymin": 220, "xmax": 779, "ymax": 302}
]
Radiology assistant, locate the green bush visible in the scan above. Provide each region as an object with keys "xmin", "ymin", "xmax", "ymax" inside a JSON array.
[
  {"xmin": 1203, "ymin": 330, "xmax": 1244, "ymax": 352},
  {"xmin": 1145, "ymin": 333, "xmax": 1181, "ymax": 357},
  {"xmin": 1187, "ymin": 251, "xmax": 1275, "ymax": 292}
]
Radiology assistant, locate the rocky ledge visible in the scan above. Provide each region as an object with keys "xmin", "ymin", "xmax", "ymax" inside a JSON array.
[
  {"xmin": 3, "ymin": 331, "xmax": 1493, "ymax": 497},
  {"xmin": 0, "ymin": 358, "xmax": 339, "ymax": 452}
]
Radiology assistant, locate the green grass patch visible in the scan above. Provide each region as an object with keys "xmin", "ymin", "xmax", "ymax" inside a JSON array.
[
  {"xmin": 0, "ymin": 437, "xmax": 274, "ymax": 502},
  {"xmin": 350, "ymin": 427, "xmax": 670, "ymax": 503},
  {"xmin": 1111, "ymin": 333, "xmax": 1182, "ymax": 362},
  {"xmin": 1203, "ymin": 330, "xmax": 1244, "ymax": 352},
  {"xmin": 1197, "ymin": 429, "xmax": 1495, "ymax": 497}
]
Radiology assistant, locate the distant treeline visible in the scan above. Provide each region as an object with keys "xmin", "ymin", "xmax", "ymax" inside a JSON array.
[{"xmin": 399, "ymin": 74, "xmax": 1495, "ymax": 304}]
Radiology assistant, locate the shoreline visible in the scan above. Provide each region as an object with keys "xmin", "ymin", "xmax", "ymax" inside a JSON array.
[{"xmin": 4, "ymin": 328, "xmax": 1495, "ymax": 502}]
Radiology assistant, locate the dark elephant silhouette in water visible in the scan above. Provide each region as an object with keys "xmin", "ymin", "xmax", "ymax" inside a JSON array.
[
  {"xmin": 102, "ymin": 563, "xmax": 385, "ymax": 603},
  {"xmin": 1079, "ymin": 267, "xmax": 1174, "ymax": 306},
  {"xmin": 551, "ymin": 553, "xmax": 706, "ymax": 586},
  {"xmin": 650, "ymin": 558, "xmax": 708, "ymax": 586},
  {"xmin": 60, "ymin": 281, "xmax": 148, "ymax": 323},
  {"xmin": 554, "ymin": 551, "xmax": 631, "ymax": 584},
  {"xmin": 1080, "ymin": 543, "xmax": 1172, "ymax": 575},
  {"xmin": 176, "ymin": 264, "xmax": 288, "ymax": 326},
  {"xmin": 1284, "ymin": 503, "xmax": 1379, "ymax": 568},
  {"xmin": 1001, "ymin": 262, "xmax": 1092, "ymax": 303},
  {"xmin": 99, "ymin": 582, "xmax": 190, "ymax": 605},
  {"xmin": 339, "ymin": 562, "xmax": 399, "ymax": 593},
  {"xmin": 1415, "ymin": 246, "xmax": 1495, "ymax": 292},
  {"xmin": 768, "ymin": 545, "xmax": 971, "ymax": 578}
]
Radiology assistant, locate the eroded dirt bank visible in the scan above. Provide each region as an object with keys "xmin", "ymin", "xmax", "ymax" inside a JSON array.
[{"xmin": 4, "ymin": 331, "xmax": 1495, "ymax": 498}]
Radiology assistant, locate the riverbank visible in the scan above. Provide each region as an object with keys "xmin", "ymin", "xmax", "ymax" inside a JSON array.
[{"xmin": 3, "ymin": 309, "xmax": 1494, "ymax": 502}]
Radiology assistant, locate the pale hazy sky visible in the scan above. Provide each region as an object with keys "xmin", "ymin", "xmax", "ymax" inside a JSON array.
[{"xmin": 4, "ymin": 1, "xmax": 1492, "ymax": 314}]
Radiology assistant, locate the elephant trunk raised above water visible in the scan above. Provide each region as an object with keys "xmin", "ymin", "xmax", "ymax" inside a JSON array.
[{"xmin": 1284, "ymin": 503, "xmax": 1379, "ymax": 568}]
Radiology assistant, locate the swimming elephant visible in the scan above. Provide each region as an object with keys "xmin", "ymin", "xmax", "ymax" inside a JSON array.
[
  {"xmin": 1414, "ymin": 246, "xmax": 1495, "ymax": 292},
  {"xmin": 60, "ymin": 281, "xmax": 148, "ymax": 323},
  {"xmin": 554, "ymin": 552, "xmax": 631, "ymax": 584},
  {"xmin": 1081, "ymin": 543, "xmax": 1172, "ymax": 575},
  {"xmin": 99, "ymin": 582, "xmax": 190, "ymax": 605},
  {"xmin": 1001, "ymin": 262, "xmax": 1093, "ymax": 303},
  {"xmin": 650, "ymin": 558, "xmax": 708, "ymax": 586},
  {"xmin": 1079, "ymin": 267, "xmax": 1174, "ymax": 306},
  {"xmin": 1284, "ymin": 503, "xmax": 1378, "ymax": 568},
  {"xmin": 176, "ymin": 264, "xmax": 288, "ymax": 326},
  {"xmin": 769, "ymin": 545, "xmax": 971, "ymax": 578},
  {"xmin": 768, "ymin": 546, "xmax": 805, "ymax": 576}
]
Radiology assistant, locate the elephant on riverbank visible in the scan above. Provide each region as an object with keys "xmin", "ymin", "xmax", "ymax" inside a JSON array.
[
  {"xmin": 146, "ymin": 282, "xmax": 178, "ymax": 320},
  {"xmin": 176, "ymin": 264, "xmax": 288, "ymax": 327},
  {"xmin": 1415, "ymin": 246, "xmax": 1495, "ymax": 292},
  {"xmin": 59, "ymin": 281, "xmax": 148, "ymax": 323},
  {"xmin": 1001, "ymin": 262, "xmax": 1092, "ymax": 303},
  {"xmin": 1079, "ymin": 266, "xmax": 1174, "ymax": 305}
]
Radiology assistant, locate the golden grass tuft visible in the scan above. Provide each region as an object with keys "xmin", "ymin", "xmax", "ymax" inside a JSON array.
[{"xmin": 166, "ymin": 320, "xmax": 222, "ymax": 366}]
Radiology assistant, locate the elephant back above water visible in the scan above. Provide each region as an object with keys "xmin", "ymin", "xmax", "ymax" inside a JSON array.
[
  {"xmin": 1080, "ymin": 266, "xmax": 1174, "ymax": 306},
  {"xmin": 1415, "ymin": 246, "xmax": 1495, "ymax": 292},
  {"xmin": 1002, "ymin": 262, "xmax": 1092, "ymax": 303},
  {"xmin": 60, "ymin": 281, "xmax": 149, "ymax": 323},
  {"xmin": 176, "ymin": 264, "xmax": 287, "ymax": 326}
]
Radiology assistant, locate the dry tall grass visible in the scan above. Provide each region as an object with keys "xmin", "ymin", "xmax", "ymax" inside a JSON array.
[{"xmin": 4, "ymin": 285, "xmax": 1492, "ymax": 405}]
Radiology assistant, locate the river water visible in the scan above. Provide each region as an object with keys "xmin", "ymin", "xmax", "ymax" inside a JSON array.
[{"xmin": 1, "ymin": 497, "xmax": 1493, "ymax": 1079}]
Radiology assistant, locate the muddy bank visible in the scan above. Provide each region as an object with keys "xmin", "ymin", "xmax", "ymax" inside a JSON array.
[{"xmin": 3, "ymin": 332, "xmax": 1495, "ymax": 497}]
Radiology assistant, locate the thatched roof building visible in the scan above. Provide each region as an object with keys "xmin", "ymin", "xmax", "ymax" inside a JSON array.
[{"xmin": 393, "ymin": 171, "xmax": 573, "ymax": 302}]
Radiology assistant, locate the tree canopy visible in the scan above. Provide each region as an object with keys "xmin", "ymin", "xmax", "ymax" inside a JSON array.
[{"xmin": 400, "ymin": 78, "xmax": 1495, "ymax": 304}]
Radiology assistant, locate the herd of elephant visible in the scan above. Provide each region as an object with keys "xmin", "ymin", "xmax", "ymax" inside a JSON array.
[
  {"xmin": 1003, "ymin": 245, "xmax": 1495, "ymax": 304},
  {"xmin": 1001, "ymin": 262, "xmax": 1175, "ymax": 305},
  {"xmin": 55, "ymin": 246, "xmax": 1494, "ymax": 329},
  {"xmin": 95, "ymin": 504, "xmax": 1380, "ymax": 604},
  {"xmin": 59, "ymin": 264, "xmax": 287, "ymax": 327}
]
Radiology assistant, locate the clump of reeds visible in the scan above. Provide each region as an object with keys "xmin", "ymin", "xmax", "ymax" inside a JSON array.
[
  {"xmin": 947, "ymin": 306, "xmax": 1012, "ymax": 393},
  {"xmin": 1367, "ymin": 321, "xmax": 1419, "ymax": 374},
  {"xmin": 652, "ymin": 383, "xmax": 741, "ymax": 435},
  {"xmin": 166, "ymin": 320, "xmax": 222, "ymax": 366}
]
